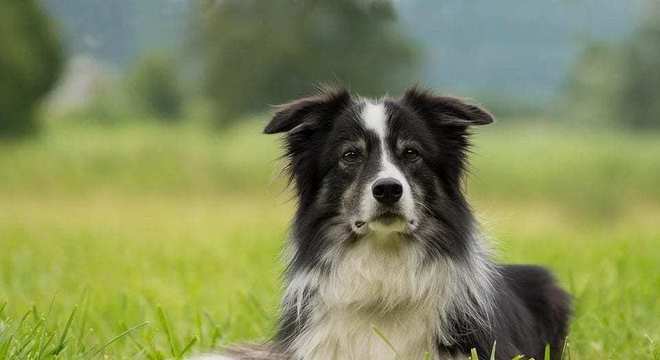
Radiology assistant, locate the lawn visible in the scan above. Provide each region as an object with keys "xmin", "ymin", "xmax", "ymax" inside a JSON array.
[{"xmin": 0, "ymin": 119, "xmax": 659, "ymax": 359}]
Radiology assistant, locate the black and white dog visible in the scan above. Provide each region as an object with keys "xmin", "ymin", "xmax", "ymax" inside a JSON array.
[{"xmin": 201, "ymin": 87, "xmax": 570, "ymax": 360}]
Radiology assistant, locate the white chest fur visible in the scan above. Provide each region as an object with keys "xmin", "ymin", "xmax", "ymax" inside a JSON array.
[
  {"xmin": 294, "ymin": 304, "xmax": 435, "ymax": 360},
  {"xmin": 289, "ymin": 236, "xmax": 455, "ymax": 360}
]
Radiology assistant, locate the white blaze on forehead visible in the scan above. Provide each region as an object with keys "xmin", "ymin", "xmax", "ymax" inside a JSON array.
[
  {"xmin": 362, "ymin": 101, "xmax": 388, "ymax": 140},
  {"xmin": 361, "ymin": 100, "xmax": 399, "ymax": 180},
  {"xmin": 359, "ymin": 100, "xmax": 416, "ymax": 224}
]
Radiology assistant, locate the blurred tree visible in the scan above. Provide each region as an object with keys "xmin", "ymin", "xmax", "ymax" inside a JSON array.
[
  {"xmin": 127, "ymin": 55, "xmax": 184, "ymax": 121},
  {"xmin": 0, "ymin": 0, "xmax": 63, "ymax": 137},
  {"xmin": 617, "ymin": 3, "xmax": 660, "ymax": 129},
  {"xmin": 565, "ymin": 2, "xmax": 660, "ymax": 130},
  {"xmin": 563, "ymin": 43, "xmax": 624, "ymax": 127},
  {"xmin": 194, "ymin": 0, "xmax": 418, "ymax": 126}
]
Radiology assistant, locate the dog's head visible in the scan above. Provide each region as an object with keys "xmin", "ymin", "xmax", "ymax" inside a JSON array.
[{"xmin": 266, "ymin": 87, "xmax": 493, "ymax": 269}]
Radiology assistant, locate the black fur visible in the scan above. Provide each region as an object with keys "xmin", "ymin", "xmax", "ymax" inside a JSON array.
[{"xmin": 442, "ymin": 265, "xmax": 571, "ymax": 359}]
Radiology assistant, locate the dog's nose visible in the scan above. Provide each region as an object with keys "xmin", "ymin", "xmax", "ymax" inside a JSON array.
[{"xmin": 372, "ymin": 178, "xmax": 403, "ymax": 205}]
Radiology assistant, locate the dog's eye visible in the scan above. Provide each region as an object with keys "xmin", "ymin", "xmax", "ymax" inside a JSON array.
[
  {"xmin": 403, "ymin": 148, "xmax": 420, "ymax": 162},
  {"xmin": 341, "ymin": 150, "xmax": 361, "ymax": 163}
]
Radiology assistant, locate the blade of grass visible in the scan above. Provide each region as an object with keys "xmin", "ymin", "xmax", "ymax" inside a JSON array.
[
  {"xmin": 562, "ymin": 337, "xmax": 570, "ymax": 360},
  {"xmin": 124, "ymin": 325, "xmax": 147, "ymax": 355},
  {"xmin": 371, "ymin": 325, "xmax": 400, "ymax": 359},
  {"xmin": 179, "ymin": 336, "xmax": 198, "ymax": 357},
  {"xmin": 36, "ymin": 294, "xmax": 58, "ymax": 358},
  {"xmin": 32, "ymin": 305, "xmax": 39, "ymax": 324},
  {"xmin": 10, "ymin": 309, "xmax": 33, "ymax": 355},
  {"xmin": 36, "ymin": 331, "xmax": 56, "ymax": 359},
  {"xmin": 142, "ymin": 331, "xmax": 165, "ymax": 360},
  {"xmin": 86, "ymin": 321, "xmax": 149, "ymax": 358},
  {"xmin": 49, "ymin": 305, "xmax": 77, "ymax": 356},
  {"xmin": 470, "ymin": 347, "xmax": 479, "ymax": 360},
  {"xmin": 32, "ymin": 316, "xmax": 48, "ymax": 359},
  {"xmin": 0, "ymin": 334, "xmax": 14, "ymax": 358},
  {"xmin": 204, "ymin": 312, "xmax": 224, "ymax": 347},
  {"xmin": 156, "ymin": 306, "xmax": 180, "ymax": 357},
  {"xmin": 77, "ymin": 288, "xmax": 90, "ymax": 351},
  {"xmin": 241, "ymin": 292, "xmax": 269, "ymax": 322},
  {"xmin": 544, "ymin": 344, "xmax": 551, "ymax": 360},
  {"xmin": 490, "ymin": 341, "xmax": 496, "ymax": 360},
  {"xmin": 14, "ymin": 315, "xmax": 45, "ymax": 358},
  {"xmin": 195, "ymin": 311, "xmax": 204, "ymax": 348},
  {"xmin": 644, "ymin": 334, "xmax": 658, "ymax": 360}
]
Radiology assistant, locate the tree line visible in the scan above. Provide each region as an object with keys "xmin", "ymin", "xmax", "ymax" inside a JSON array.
[{"xmin": 2, "ymin": 0, "xmax": 659, "ymax": 138}]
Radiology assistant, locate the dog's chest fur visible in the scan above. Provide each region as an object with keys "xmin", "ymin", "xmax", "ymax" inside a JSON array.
[
  {"xmin": 289, "ymin": 237, "xmax": 457, "ymax": 360},
  {"xmin": 294, "ymin": 305, "xmax": 434, "ymax": 360}
]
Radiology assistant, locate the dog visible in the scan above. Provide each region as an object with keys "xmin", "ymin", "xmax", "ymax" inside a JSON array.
[{"xmin": 196, "ymin": 87, "xmax": 571, "ymax": 360}]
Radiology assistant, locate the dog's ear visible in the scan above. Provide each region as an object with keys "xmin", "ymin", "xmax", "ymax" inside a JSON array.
[
  {"xmin": 264, "ymin": 88, "xmax": 351, "ymax": 134},
  {"xmin": 402, "ymin": 86, "xmax": 494, "ymax": 126}
]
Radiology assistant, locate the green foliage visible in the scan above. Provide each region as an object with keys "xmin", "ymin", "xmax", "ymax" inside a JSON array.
[
  {"xmin": 563, "ymin": 43, "xmax": 623, "ymax": 127},
  {"xmin": 194, "ymin": 0, "xmax": 418, "ymax": 126},
  {"xmin": 566, "ymin": 4, "xmax": 660, "ymax": 130},
  {"xmin": 617, "ymin": 4, "xmax": 660, "ymax": 130},
  {"xmin": 0, "ymin": 0, "xmax": 63, "ymax": 138},
  {"xmin": 127, "ymin": 54, "xmax": 184, "ymax": 121},
  {"xmin": 62, "ymin": 83, "xmax": 135, "ymax": 126}
]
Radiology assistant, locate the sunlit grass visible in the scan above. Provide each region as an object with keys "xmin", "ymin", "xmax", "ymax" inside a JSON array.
[{"xmin": 0, "ymin": 119, "xmax": 658, "ymax": 358}]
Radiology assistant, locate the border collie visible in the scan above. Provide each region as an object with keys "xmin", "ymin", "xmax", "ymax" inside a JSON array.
[{"xmin": 198, "ymin": 87, "xmax": 570, "ymax": 360}]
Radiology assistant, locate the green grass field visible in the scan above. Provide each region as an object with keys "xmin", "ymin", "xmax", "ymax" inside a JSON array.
[{"xmin": 1, "ymin": 119, "xmax": 659, "ymax": 359}]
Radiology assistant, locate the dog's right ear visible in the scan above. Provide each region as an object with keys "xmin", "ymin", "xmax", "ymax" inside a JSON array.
[{"xmin": 264, "ymin": 88, "xmax": 351, "ymax": 134}]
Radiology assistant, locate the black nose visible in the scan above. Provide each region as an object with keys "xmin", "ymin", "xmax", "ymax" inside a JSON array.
[{"xmin": 372, "ymin": 178, "xmax": 403, "ymax": 205}]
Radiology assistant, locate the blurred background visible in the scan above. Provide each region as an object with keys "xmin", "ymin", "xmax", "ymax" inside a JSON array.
[{"xmin": 1, "ymin": 0, "xmax": 659, "ymax": 358}]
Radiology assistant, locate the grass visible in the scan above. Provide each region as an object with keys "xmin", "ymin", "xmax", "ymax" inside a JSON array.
[{"xmin": 0, "ymin": 118, "xmax": 659, "ymax": 358}]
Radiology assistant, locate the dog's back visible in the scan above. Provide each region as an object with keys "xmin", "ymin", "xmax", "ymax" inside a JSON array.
[{"xmin": 500, "ymin": 265, "xmax": 572, "ymax": 358}]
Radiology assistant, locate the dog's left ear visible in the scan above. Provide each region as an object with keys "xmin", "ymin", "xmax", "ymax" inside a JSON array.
[
  {"xmin": 402, "ymin": 87, "xmax": 494, "ymax": 126},
  {"xmin": 264, "ymin": 88, "xmax": 351, "ymax": 134}
]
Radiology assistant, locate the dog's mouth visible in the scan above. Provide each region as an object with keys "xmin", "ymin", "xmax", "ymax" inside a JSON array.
[
  {"xmin": 373, "ymin": 211, "xmax": 404, "ymax": 225},
  {"xmin": 352, "ymin": 211, "xmax": 417, "ymax": 236}
]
